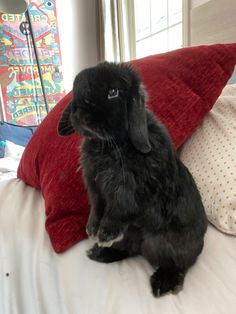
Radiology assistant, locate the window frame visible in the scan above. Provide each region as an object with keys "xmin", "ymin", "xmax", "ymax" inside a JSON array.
[{"xmin": 134, "ymin": 0, "xmax": 190, "ymax": 58}]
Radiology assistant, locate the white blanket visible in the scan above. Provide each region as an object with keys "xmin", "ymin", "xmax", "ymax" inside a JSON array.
[
  {"xmin": 0, "ymin": 141, "xmax": 24, "ymax": 181},
  {"xmin": 0, "ymin": 178, "xmax": 236, "ymax": 314}
]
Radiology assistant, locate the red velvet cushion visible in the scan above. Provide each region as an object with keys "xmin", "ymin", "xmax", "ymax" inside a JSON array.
[{"xmin": 17, "ymin": 44, "xmax": 236, "ymax": 253}]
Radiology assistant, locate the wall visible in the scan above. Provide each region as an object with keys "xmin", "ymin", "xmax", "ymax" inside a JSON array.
[
  {"xmin": 56, "ymin": 0, "xmax": 98, "ymax": 92},
  {"xmin": 191, "ymin": 0, "xmax": 210, "ymax": 9},
  {"xmin": 190, "ymin": 0, "xmax": 236, "ymax": 46}
]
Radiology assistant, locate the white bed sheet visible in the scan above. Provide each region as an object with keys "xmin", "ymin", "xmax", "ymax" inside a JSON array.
[
  {"xmin": 0, "ymin": 157, "xmax": 18, "ymax": 181},
  {"xmin": 0, "ymin": 141, "xmax": 24, "ymax": 181},
  {"xmin": 0, "ymin": 178, "xmax": 236, "ymax": 314}
]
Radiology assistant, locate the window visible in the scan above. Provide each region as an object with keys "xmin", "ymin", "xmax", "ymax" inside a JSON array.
[{"xmin": 134, "ymin": 0, "xmax": 183, "ymax": 58}]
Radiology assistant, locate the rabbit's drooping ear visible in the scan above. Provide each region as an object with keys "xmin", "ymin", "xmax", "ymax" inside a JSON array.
[
  {"xmin": 128, "ymin": 85, "xmax": 151, "ymax": 153},
  {"xmin": 58, "ymin": 101, "xmax": 75, "ymax": 136}
]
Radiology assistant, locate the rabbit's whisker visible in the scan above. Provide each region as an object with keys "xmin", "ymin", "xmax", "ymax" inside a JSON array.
[
  {"xmin": 59, "ymin": 125, "xmax": 73, "ymax": 132},
  {"xmin": 82, "ymin": 125, "xmax": 106, "ymax": 141}
]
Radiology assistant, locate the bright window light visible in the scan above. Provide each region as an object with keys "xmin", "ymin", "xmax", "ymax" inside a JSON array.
[{"xmin": 134, "ymin": 0, "xmax": 183, "ymax": 58}]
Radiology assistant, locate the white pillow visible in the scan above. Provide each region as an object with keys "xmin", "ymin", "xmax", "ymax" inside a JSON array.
[{"xmin": 180, "ymin": 84, "xmax": 236, "ymax": 235}]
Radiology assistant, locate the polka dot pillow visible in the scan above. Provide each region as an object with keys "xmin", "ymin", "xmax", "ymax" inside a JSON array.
[{"xmin": 180, "ymin": 84, "xmax": 236, "ymax": 235}]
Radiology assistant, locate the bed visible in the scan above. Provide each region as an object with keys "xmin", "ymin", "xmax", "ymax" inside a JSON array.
[
  {"xmin": 0, "ymin": 142, "xmax": 24, "ymax": 181},
  {"xmin": 0, "ymin": 123, "xmax": 35, "ymax": 181},
  {"xmin": 0, "ymin": 178, "xmax": 236, "ymax": 314},
  {"xmin": 1, "ymin": 1, "xmax": 236, "ymax": 314}
]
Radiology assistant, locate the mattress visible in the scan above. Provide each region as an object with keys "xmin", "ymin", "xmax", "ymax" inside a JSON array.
[{"xmin": 0, "ymin": 178, "xmax": 236, "ymax": 314}]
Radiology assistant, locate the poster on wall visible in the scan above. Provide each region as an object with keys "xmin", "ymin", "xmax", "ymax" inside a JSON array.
[{"xmin": 0, "ymin": 0, "xmax": 65, "ymax": 126}]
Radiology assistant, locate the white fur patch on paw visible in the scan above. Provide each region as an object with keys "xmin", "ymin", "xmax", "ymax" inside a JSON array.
[
  {"xmin": 86, "ymin": 228, "xmax": 97, "ymax": 241},
  {"xmin": 97, "ymin": 233, "xmax": 124, "ymax": 247}
]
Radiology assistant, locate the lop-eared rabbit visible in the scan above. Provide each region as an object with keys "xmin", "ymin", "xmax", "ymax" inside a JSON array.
[{"xmin": 58, "ymin": 62, "xmax": 207, "ymax": 297}]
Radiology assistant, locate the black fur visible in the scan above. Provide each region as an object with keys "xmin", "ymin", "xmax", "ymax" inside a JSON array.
[{"xmin": 58, "ymin": 62, "xmax": 208, "ymax": 297}]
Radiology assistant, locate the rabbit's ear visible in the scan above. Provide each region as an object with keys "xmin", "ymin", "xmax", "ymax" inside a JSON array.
[
  {"xmin": 58, "ymin": 101, "xmax": 75, "ymax": 136},
  {"xmin": 128, "ymin": 85, "xmax": 151, "ymax": 153}
]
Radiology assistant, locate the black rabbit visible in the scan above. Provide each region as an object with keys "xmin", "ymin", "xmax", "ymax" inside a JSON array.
[{"xmin": 58, "ymin": 62, "xmax": 207, "ymax": 297}]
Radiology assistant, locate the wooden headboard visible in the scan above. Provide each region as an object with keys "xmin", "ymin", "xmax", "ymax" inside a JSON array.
[{"xmin": 188, "ymin": 0, "xmax": 236, "ymax": 46}]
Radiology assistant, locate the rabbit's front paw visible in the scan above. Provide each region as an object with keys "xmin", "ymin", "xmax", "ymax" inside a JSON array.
[
  {"xmin": 86, "ymin": 215, "xmax": 100, "ymax": 238},
  {"xmin": 87, "ymin": 243, "xmax": 128, "ymax": 263},
  {"xmin": 97, "ymin": 220, "xmax": 125, "ymax": 247}
]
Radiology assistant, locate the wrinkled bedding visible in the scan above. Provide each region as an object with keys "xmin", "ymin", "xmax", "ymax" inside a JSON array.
[
  {"xmin": 0, "ymin": 178, "xmax": 236, "ymax": 314},
  {"xmin": 0, "ymin": 141, "xmax": 24, "ymax": 181},
  {"xmin": 0, "ymin": 158, "xmax": 19, "ymax": 181}
]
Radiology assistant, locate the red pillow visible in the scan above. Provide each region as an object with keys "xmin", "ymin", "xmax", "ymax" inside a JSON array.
[{"xmin": 18, "ymin": 44, "xmax": 236, "ymax": 253}]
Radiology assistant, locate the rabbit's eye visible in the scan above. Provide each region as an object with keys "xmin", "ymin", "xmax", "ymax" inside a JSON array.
[{"xmin": 108, "ymin": 88, "xmax": 119, "ymax": 99}]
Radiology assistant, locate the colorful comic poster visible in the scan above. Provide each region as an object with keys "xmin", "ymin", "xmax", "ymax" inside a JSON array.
[{"xmin": 0, "ymin": 0, "xmax": 65, "ymax": 126}]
